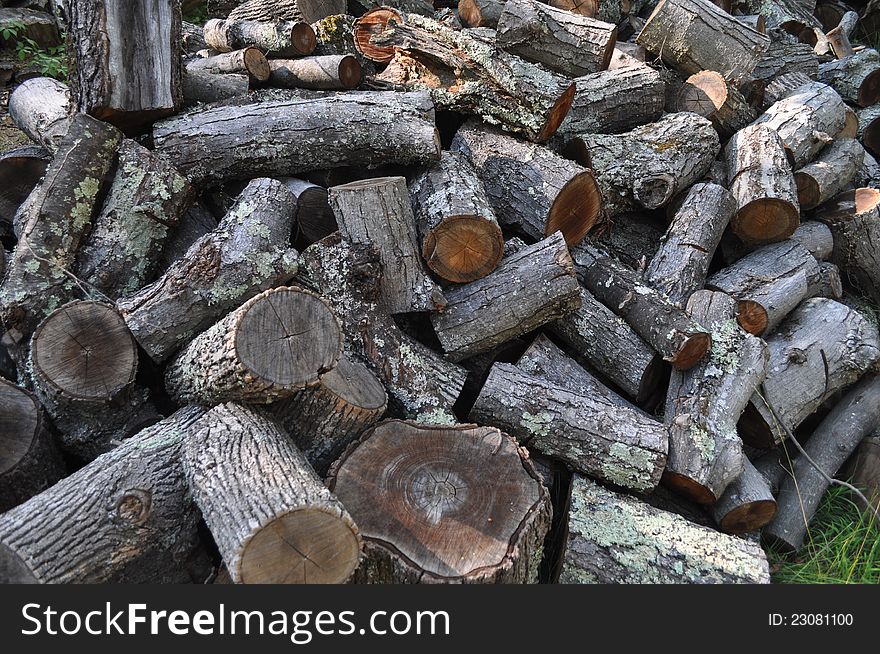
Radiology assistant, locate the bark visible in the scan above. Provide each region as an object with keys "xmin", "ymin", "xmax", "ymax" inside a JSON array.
[
  {"xmin": 676, "ymin": 70, "xmax": 757, "ymax": 137},
  {"xmin": 560, "ymin": 475, "xmax": 771, "ymax": 583},
  {"xmin": 204, "ymin": 18, "xmax": 316, "ymax": 57},
  {"xmin": 0, "ymin": 407, "xmax": 209, "ymax": 584},
  {"xmin": 182, "ymin": 69, "xmax": 249, "ymax": 106},
  {"xmin": 711, "ymin": 458, "xmax": 778, "ymax": 534},
  {"xmin": 856, "ymin": 151, "xmax": 880, "ymax": 189},
  {"xmin": 268, "ymin": 55, "xmax": 361, "ymax": 90},
  {"xmin": 860, "ymin": 104, "xmax": 880, "ymax": 157},
  {"xmin": 410, "ymin": 150, "xmax": 503, "ymax": 283},
  {"xmin": 282, "ymin": 178, "xmax": 336, "ymax": 246},
  {"xmin": 750, "ymin": 40, "xmax": 818, "ymax": 107},
  {"xmin": 186, "ymin": 48, "xmax": 270, "ymax": 83},
  {"xmin": 812, "ymin": 261, "xmax": 843, "ymax": 299},
  {"xmin": 117, "ymin": 178, "xmax": 299, "ymax": 363},
  {"xmin": 181, "ymin": 20, "xmax": 208, "ymax": 54},
  {"xmin": 152, "ymin": 90, "xmax": 440, "ymax": 185},
  {"xmin": 565, "ymin": 112, "xmax": 719, "ymax": 217},
  {"xmin": 0, "ymin": 145, "xmax": 48, "ymax": 228},
  {"xmin": 719, "ymin": 219, "xmax": 834, "ymax": 265},
  {"xmin": 451, "ymin": 119, "xmax": 603, "ymax": 246},
  {"xmin": 762, "ymin": 71, "xmax": 814, "ymax": 108},
  {"xmin": 458, "ymin": 0, "xmax": 505, "ymax": 27},
  {"xmin": 159, "ymin": 202, "xmax": 218, "ymax": 270},
  {"xmin": 740, "ymin": 298, "xmax": 880, "ymax": 447},
  {"xmin": 7, "ymin": 76, "xmax": 72, "ymax": 152},
  {"xmin": 328, "ymin": 420, "xmax": 551, "ymax": 583},
  {"xmin": 588, "ymin": 212, "xmax": 664, "ymax": 271},
  {"xmin": 818, "ymin": 48, "xmax": 880, "ymax": 107},
  {"xmin": 844, "ymin": 433, "xmax": 880, "ymax": 514},
  {"xmin": 794, "ymin": 138, "xmax": 865, "ymax": 210},
  {"xmin": 723, "ymin": 123, "xmax": 800, "ymax": 245},
  {"xmin": 311, "ymin": 13, "xmax": 364, "ymax": 59},
  {"xmin": 431, "ymin": 232, "xmax": 581, "ymax": 362},
  {"xmin": 226, "ymin": 0, "xmax": 346, "ymax": 23}
]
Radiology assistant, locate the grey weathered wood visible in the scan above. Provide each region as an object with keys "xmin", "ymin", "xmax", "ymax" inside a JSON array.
[
  {"xmin": 818, "ymin": 48, "xmax": 880, "ymax": 107},
  {"xmin": 589, "ymin": 212, "xmax": 664, "ymax": 270},
  {"xmin": 751, "ymin": 40, "xmax": 818, "ymax": 107},
  {"xmin": 181, "ymin": 20, "xmax": 208, "ymax": 54},
  {"xmin": 186, "ymin": 48, "xmax": 270, "ymax": 83},
  {"xmin": 794, "ymin": 138, "xmax": 865, "ymax": 210},
  {"xmin": 182, "ymin": 69, "xmax": 249, "ymax": 106},
  {"xmin": 268, "ymin": 55, "xmax": 361, "ymax": 90},
  {"xmin": 711, "ymin": 458, "xmax": 778, "ymax": 534},
  {"xmin": 7, "ymin": 77, "xmax": 72, "ymax": 152},
  {"xmin": 811, "ymin": 261, "xmax": 843, "ymax": 299},
  {"xmin": 762, "ymin": 71, "xmax": 815, "ymax": 108},
  {"xmin": 226, "ymin": 0, "xmax": 345, "ymax": 23},
  {"xmin": 204, "ymin": 18, "xmax": 316, "ymax": 57}
]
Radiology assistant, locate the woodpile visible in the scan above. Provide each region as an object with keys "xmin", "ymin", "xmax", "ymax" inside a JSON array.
[{"xmin": 1, "ymin": 0, "xmax": 879, "ymax": 586}]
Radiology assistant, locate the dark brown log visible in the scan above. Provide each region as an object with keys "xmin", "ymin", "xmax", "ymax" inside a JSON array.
[
  {"xmin": 186, "ymin": 47, "xmax": 270, "ymax": 83},
  {"xmin": 711, "ymin": 458, "xmax": 778, "ymax": 534},
  {"xmin": 182, "ymin": 69, "xmax": 249, "ymax": 106},
  {"xmin": 281, "ymin": 178, "xmax": 336, "ymax": 246},
  {"xmin": 676, "ymin": 70, "xmax": 757, "ymax": 137},
  {"xmin": 860, "ymin": 104, "xmax": 880, "ymax": 157},
  {"xmin": 588, "ymin": 212, "xmax": 664, "ymax": 271},
  {"xmin": 560, "ymin": 474, "xmax": 771, "ymax": 583},
  {"xmin": 818, "ymin": 48, "xmax": 880, "ymax": 107},
  {"xmin": 795, "ymin": 138, "xmax": 866, "ymax": 210},
  {"xmin": 7, "ymin": 76, "xmax": 72, "ymax": 152},
  {"xmin": 117, "ymin": 178, "xmax": 299, "ymax": 363},
  {"xmin": 458, "ymin": 0, "xmax": 505, "ymax": 26},
  {"xmin": 268, "ymin": 55, "xmax": 361, "ymax": 90},
  {"xmin": 0, "ymin": 407, "xmax": 209, "ymax": 584},
  {"xmin": 159, "ymin": 202, "xmax": 218, "ymax": 271},
  {"xmin": 204, "ymin": 18, "xmax": 316, "ymax": 57},
  {"xmin": 328, "ymin": 420, "xmax": 551, "ymax": 583},
  {"xmin": 184, "ymin": 403, "xmax": 361, "ymax": 584},
  {"xmin": 0, "ymin": 145, "xmax": 48, "ymax": 229},
  {"xmin": 226, "ymin": 0, "xmax": 346, "ymax": 23},
  {"xmin": 844, "ymin": 433, "xmax": 880, "ymax": 514}
]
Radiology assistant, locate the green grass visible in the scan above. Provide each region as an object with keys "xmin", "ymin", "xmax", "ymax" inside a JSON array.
[{"xmin": 769, "ymin": 487, "xmax": 880, "ymax": 584}]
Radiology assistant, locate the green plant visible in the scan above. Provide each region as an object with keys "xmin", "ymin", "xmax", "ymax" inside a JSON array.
[
  {"xmin": 1, "ymin": 20, "xmax": 68, "ymax": 81},
  {"xmin": 183, "ymin": 1, "xmax": 209, "ymax": 25}
]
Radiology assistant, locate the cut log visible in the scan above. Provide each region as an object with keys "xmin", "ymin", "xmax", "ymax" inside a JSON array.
[
  {"xmin": 818, "ymin": 48, "xmax": 880, "ymax": 107},
  {"xmin": 268, "ymin": 55, "xmax": 361, "ymax": 90},
  {"xmin": 707, "ymin": 240, "xmax": 821, "ymax": 336},
  {"xmin": 794, "ymin": 138, "xmax": 865, "ymax": 210},
  {"xmin": 165, "ymin": 287, "xmax": 342, "ymax": 405},
  {"xmin": 183, "ymin": 403, "xmax": 361, "ymax": 584},
  {"xmin": 431, "ymin": 232, "xmax": 581, "ymax": 362},
  {"xmin": 0, "ymin": 145, "xmax": 48, "ymax": 228},
  {"xmin": 812, "ymin": 261, "xmax": 843, "ymax": 299},
  {"xmin": 225, "ymin": 0, "xmax": 345, "ymax": 23},
  {"xmin": 117, "ymin": 178, "xmax": 299, "ymax": 363},
  {"xmin": 560, "ymin": 475, "xmax": 771, "ymax": 583},
  {"xmin": 636, "ymin": 0, "xmax": 770, "ymax": 84},
  {"xmin": 825, "ymin": 8, "xmax": 858, "ymax": 58},
  {"xmin": 589, "ymin": 212, "xmax": 664, "ymax": 271},
  {"xmin": 766, "ymin": 374, "xmax": 880, "ymax": 551},
  {"xmin": 471, "ymin": 363, "xmax": 668, "ymax": 492},
  {"xmin": 66, "ymin": 0, "xmax": 182, "ymax": 130},
  {"xmin": 813, "ymin": 187, "xmax": 880, "ymax": 306},
  {"xmin": 663, "ymin": 290, "xmax": 768, "ymax": 504},
  {"xmin": 181, "ymin": 20, "xmax": 208, "ymax": 54},
  {"xmin": 282, "ymin": 178, "xmax": 337, "ymax": 246},
  {"xmin": 7, "ymin": 76, "xmax": 72, "ymax": 152},
  {"xmin": 495, "ymin": 0, "xmax": 616, "ymax": 77},
  {"xmin": 75, "ymin": 140, "xmax": 195, "ymax": 300},
  {"xmin": 645, "ymin": 182, "xmax": 736, "ymax": 307},
  {"xmin": 204, "ymin": 18, "xmax": 316, "ymax": 57},
  {"xmin": 0, "ymin": 378, "xmax": 64, "ymax": 514},
  {"xmin": 736, "ymin": 14, "xmax": 766, "ymax": 33},
  {"xmin": 458, "ymin": 0, "xmax": 505, "ymax": 26},
  {"xmin": 740, "ymin": 298, "xmax": 880, "ymax": 447},
  {"xmin": 762, "ymin": 71, "xmax": 815, "ymax": 108},
  {"xmin": 676, "ymin": 70, "xmax": 757, "ymax": 137},
  {"xmin": 844, "ymin": 434, "xmax": 880, "ymax": 514},
  {"xmin": 0, "ymin": 407, "xmax": 209, "ymax": 584},
  {"xmin": 271, "ymin": 354, "xmax": 387, "ymax": 477},
  {"xmin": 751, "ymin": 41, "xmax": 818, "ymax": 100},
  {"xmin": 576, "ymin": 246, "xmax": 712, "ymax": 370},
  {"xmin": 186, "ymin": 47, "xmax": 270, "ymax": 83},
  {"xmin": 723, "ymin": 123, "xmax": 800, "ymax": 245},
  {"xmin": 159, "ymin": 202, "xmax": 218, "ymax": 271},
  {"xmin": 711, "ymin": 458, "xmax": 777, "ymax": 534},
  {"xmin": 330, "ymin": 176, "xmax": 445, "ymax": 314},
  {"xmin": 856, "ymin": 150, "xmax": 880, "ymax": 189},
  {"xmin": 152, "ymin": 90, "xmax": 440, "ymax": 185},
  {"xmin": 182, "ymin": 69, "xmax": 249, "ymax": 106},
  {"xmin": 410, "ymin": 150, "xmax": 503, "ymax": 283},
  {"xmin": 565, "ymin": 112, "xmax": 720, "ymax": 217},
  {"xmin": 859, "ymin": 104, "xmax": 880, "ymax": 157},
  {"xmin": 792, "ymin": 220, "xmax": 835, "ymax": 261},
  {"xmin": 451, "ymin": 119, "xmax": 603, "ymax": 246},
  {"xmin": 352, "ymin": 6, "xmax": 403, "ymax": 64},
  {"xmin": 328, "ymin": 420, "xmax": 550, "ymax": 583}
]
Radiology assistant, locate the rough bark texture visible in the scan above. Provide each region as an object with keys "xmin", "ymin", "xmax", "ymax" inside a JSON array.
[
  {"xmin": 676, "ymin": 70, "xmax": 757, "ymax": 137},
  {"xmin": 560, "ymin": 475, "xmax": 771, "ymax": 583},
  {"xmin": 183, "ymin": 403, "xmax": 362, "ymax": 584},
  {"xmin": 860, "ymin": 104, "xmax": 880, "ymax": 157},
  {"xmin": 152, "ymin": 91, "xmax": 441, "ymax": 185},
  {"xmin": 182, "ymin": 69, "xmax": 249, "ymax": 106},
  {"xmin": 7, "ymin": 76, "xmax": 72, "ymax": 152},
  {"xmin": 818, "ymin": 48, "xmax": 880, "ymax": 107},
  {"xmin": 751, "ymin": 40, "xmax": 818, "ymax": 107},
  {"xmin": 204, "ymin": 18, "xmax": 316, "ymax": 57},
  {"xmin": 588, "ymin": 212, "xmax": 664, "ymax": 270},
  {"xmin": 181, "ymin": 20, "xmax": 208, "ymax": 54},
  {"xmin": 268, "ymin": 55, "xmax": 361, "ymax": 90},
  {"xmin": 711, "ymin": 458, "xmax": 777, "ymax": 534},
  {"xmin": 762, "ymin": 71, "xmax": 815, "ymax": 108},
  {"xmin": 0, "ymin": 145, "xmax": 49, "ymax": 230},
  {"xmin": 459, "ymin": 0, "xmax": 505, "ymax": 27},
  {"xmin": 117, "ymin": 178, "xmax": 299, "ymax": 363},
  {"xmin": 844, "ymin": 434, "xmax": 880, "ymax": 514},
  {"xmin": 794, "ymin": 138, "xmax": 865, "ymax": 210},
  {"xmin": 0, "ymin": 408, "xmax": 209, "ymax": 584},
  {"xmin": 226, "ymin": 0, "xmax": 346, "ymax": 23},
  {"xmin": 452, "ymin": 119, "xmax": 603, "ymax": 246}
]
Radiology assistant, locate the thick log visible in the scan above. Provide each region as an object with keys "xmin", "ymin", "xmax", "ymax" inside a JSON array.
[
  {"xmin": 268, "ymin": 55, "xmax": 361, "ymax": 90},
  {"xmin": 182, "ymin": 69, "xmax": 249, "ymax": 106},
  {"xmin": 458, "ymin": 0, "xmax": 505, "ymax": 26},
  {"xmin": 282, "ymin": 178, "xmax": 336, "ymax": 246},
  {"xmin": 186, "ymin": 47, "xmax": 270, "ymax": 83},
  {"xmin": 752, "ymin": 40, "xmax": 818, "ymax": 95},
  {"xmin": 226, "ymin": 0, "xmax": 346, "ymax": 23},
  {"xmin": 204, "ymin": 18, "xmax": 316, "ymax": 57},
  {"xmin": 818, "ymin": 48, "xmax": 880, "ymax": 107},
  {"xmin": 663, "ymin": 290, "xmax": 768, "ymax": 504},
  {"xmin": 330, "ymin": 176, "xmax": 445, "ymax": 314},
  {"xmin": 762, "ymin": 71, "xmax": 814, "ymax": 108},
  {"xmin": 451, "ymin": 119, "xmax": 603, "ymax": 246},
  {"xmin": 766, "ymin": 374, "xmax": 880, "ymax": 551},
  {"xmin": 676, "ymin": 70, "xmax": 757, "ymax": 137},
  {"xmin": 66, "ymin": 0, "xmax": 182, "ymax": 130},
  {"xmin": 813, "ymin": 188, "xmax": 880, "ymax": 305},
  {"xmin": 117, "ymin": 178, "xmax": 299, "ymax": 363},
  {"xmin": 431, "ymin": 232, "xmax": 581, "ymax": 362},
  {"xmin": 636, "ymin": 0, "xmax": 770, "ymax": 83},
  {"xmin": 186, "ymin": 404, "xmax": 362, "ymax": 585},
  {"xmin": 794, "ymin": 138, "xmax": 865, "ymax": 210},
  {"xmin": 0, "ymin": 407, "xmax": 208, "ymax": 584},
  {"xmin": 328, "ymin": 420, "xmax": 551, "ymax": 583},
  {"xmin": 153, "ymin": 91, "xmax": 440, "ymax": 185},
  {"xmin": 0, "ymin": 378, "xmax": 64, "ymax": 514},
  {"xmin": 565, "ymin": 112, "xmax": 720, "ymax": 217},
  {"xmin": 165, "ymin": 287, "xmax": 342, "ymax": 405},
  {"xmin": 645, "ymin": 182, "xmax": 735, "ymax": 307},
  {"xmin": 7, "ymin": 76, "xmax": 71, "ymax": 152},
  {"xmin": 740, "ymin": 298, "xmax": 880, "ymax": 447},
  {"xmin": 711, "ymin": 458, "xmax": 777, "ymax": 534},
  {"xmin": 0, "ymin": 145, "xmax": 48, "ymax": 228},
  {"xmin": 560, "ymin": 475, "xmax": 771, "ymax": 583},
  {"xmin": 410, "ymin": 151, "xmax": 503, "ymax": 283},
  {"xmin": 723, "ymin": 123, "xmax": 800, "ymax": 245},
  {"xmin": 860, "ymin": 104, "xmax": 880, "ymax": 157},
  {"xmin": 495, "ymin": 0, "xmax": 616, "ymax": 77}
]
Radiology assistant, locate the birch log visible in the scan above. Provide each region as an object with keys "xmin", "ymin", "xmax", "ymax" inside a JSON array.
[
  {"xmin": 7, "ymin": 76, "xmax": 72, "ymax": 152},
  {"xmin": 203, "ymin": 18, "xmax": 316, "ymax": 57}
]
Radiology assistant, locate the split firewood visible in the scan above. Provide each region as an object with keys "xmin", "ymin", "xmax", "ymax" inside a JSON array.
[
  {"xmin": 565, "ymin": 112, "xmax": 719, "ymax": 217},
  {"xmin": 227, "ymin": 0, "xmax": 346, "ymax": 23},
  {"xmin": 328, "ymin": 420, "xmax": 551, "ymax": 583},
  {"xmin": 204, "ymin": 18, "xmax": 316, "ymax": 57},
  {"xmin": 431, "ymin": 232, "xmax": 581, "ymax": 362},
  {"xmin": 66, "ymin": 0, "xmax": 182, "ymax": 130},
  {"xmin": 0, "ymin": 407, "xmax": 209, "ymax": 584},
  {"xmin": 268, "ymin": 55, "xmax": 361, "ymax": 90},
  {"xmin": 645, "ymin": 182, "xmax": 736, "ymax": 307},
  {"xmin": 723, "ymin": 123, "xmax": 800, "ymax": 245},
  {"xmin": 282, "ymin": 178, "xmax": 337, "ymax": 246},
  {"xmin": 495, "ymin": 0, "xmax": 616, "ymax": 78},
  {"xmin": 185, "ymin": 48, "xmax": 270, "ymax": 83},
  {"xmin": 794, "ymin": 138, "xmax": 865, "ymax": 210},
  {"xmin": 860, "ymin": 104, "xmax": 880, "ymax": 157},
  {"xmin": 813, "ymin": 187, "xmax": 880, "ymax": 306},
  {"xmin": 663, "ymin": 290, "xmax": 768, "ymax": 505},
  {"xmin": 676, "ymin": 70, "xmax": 757, "ymax": 137},
  {"xmin": 740, "ymin": 298, "xmax": 880, "ymax": 448},
  {"xmin": 330, "ymin": 176, "xmax": 446, "ymax": 314},
  {"xmin": 818, "ymin": 48, "xmax": 880, "ymax": 108},
  {"xmin": 559, "ymin": 475, "xmax": 771, "ymax": 584},
  {"xmin": 183, "ymin": 403, "xmax": 362, "ymax": 584},
  {"xmin": 636, "ymin": 0, "xmax": 770, "ymax": 84},
  {"xmin": 711, "ymin": 458, "xmax": 778, "ymax": 535},
  {"xmin": 7, "ymin": 76, "xmax": 72, "ymax": 152},
  {"xmin": 0, "ymin": 378, "xmax": 64, "ymax": 514},
  {"xmin": 117, "ymin": 178, "xmax": 299, "ymax": 363},
  {"xmin": 152, "ymin": 90, "xmax": 441, "ymax": 185},
  {"xmin": 825, "ymin": 9, "xmax": 858, "ymax": 58},
  {"xmin": 452, "ymin": 120, "xmax": 602, "ymax": 246},
  {"xmin": 0, "ymin": 145, "xmax": 49, "ymax": 228},
  {"xmin": 766, "ymin": 374, "xmax": 880, "ymax": 551},
  {"xmin": 707, "ymin": 240, "xmax": 821, "ymax": 336},
  {"xmin": 458, "ymin": 0, "xmax": 505, "ymax": 27}
]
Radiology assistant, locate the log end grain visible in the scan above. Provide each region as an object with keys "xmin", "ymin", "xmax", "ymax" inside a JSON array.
[
  {"xmin": 794, "ymin": 171, "xmax": 822, "ymax": 211},
  {"xmin": 670, "ymin": 331, "xmax": 713, "ymax": 371},
  {"xmin": 539, "ymin": 82, "xmax": 576, "ymax": 143},
  {"xmin": 0, "ymin": 382, "xmax": 38, "ymax": 479},
  {"xmin": 718, "ymin": 498, "xmax": 778, "ymax": 535},
  {"xmin": 291, "ymin": 21, "xmax": 318, "ymax": 56},
  {"xmin": 661, "ymin": 471, "xmax": 717, "ymax": 506},
  {"xmin": 733, "ymin": 198, "xmax": 800, "ymax": 245},
  {"xmin": 243, "ymin": 46, "xmax": 271, "ymax": 81},
  {"xmin": 353, "ymin": 7, "xmax": 402, "ymax": 64},
  {"xmin": 858, "ymin": 69, "xmax": 880, "ymax": 108},
  {"xmin": 864, "ymin": 113, "xmax": 880, "ymax": 156},
  {"xmin": 547, "ymin": 169, "xmax": 604, "ymax": 246},
  {"xmin": 736, "ymin": 299, "xmax": 768, "ymax": 336},
  {"xmin": 422, "ymin": 215, "xmax": 505, "ymax": 283}
]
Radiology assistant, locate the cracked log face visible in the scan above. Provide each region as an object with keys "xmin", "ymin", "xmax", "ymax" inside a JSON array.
[{"xmin": 353, "ymin": 7, "xmax": 401, "ymax": 63}]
